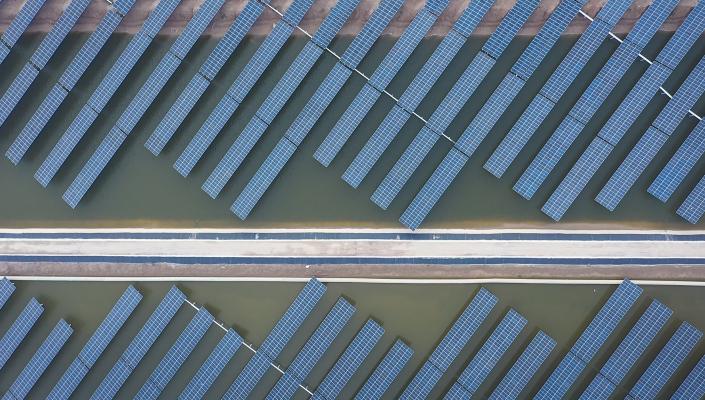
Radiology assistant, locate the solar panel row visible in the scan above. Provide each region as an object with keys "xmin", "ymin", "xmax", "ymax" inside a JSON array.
[
  {"xmin": 137, "ymin": 307, "xmax": 213, "ymax": 400},
  {"xmin": 5, "ymin": 319, "xmax": 72, "ymax": 400},
  {"xmin": 91, "ymin": 286, "xmax": 185, "ymax": 399},
  {"xmin": 0, "ymin": 277, "xmax": 14, "ymax": 311},
  {"xmin": 267, "ymin": 298, "xmax": 355, "ymax": 400},
  {"xmin": 482, "ymin": 0, "xmax": 540, "ymax": 60},
  {"xmin": 0, "ymin": 0, "xmax": 47, "ymax": 62},
  {"xmin": 314, "ymin": 320, "xmax": 384, "ymax": 399},
  {"xmin": 488, "ymin": 331, "xmax": 556, "ymax": 400},
  {"xmin": 400, "ymin": 361, "xmax": 445, "ymax": 400},
  {"xmin": 534, "ymin": 351, "xmax": 586, "ymax": 399},
  {"xmin": 456, "ymin": 310, "xmax": 527, "ymax": 395},
  {"xmin": 354, "ymin": 339, "xmax": 413, "ymax": 400},
  {"xmin": 0, "ymin": 64, "xmax": 39, "ymax": 128},
  {"xmin": 314, "ymin": 6, "xmax": 442, "ymax": 166},
  {"xmin": 678, "ymin": 174, "xmax": 705, "ymax": 224},
  {"xmin": 672, "ymin": 354, "xmax": 705, "ymax": 400},
  {"xmin": 47, "ymin": 359, "xmax": 89, "ymax": 400},
  {"xmin": 145, "ymin": 0, "xmax": 265, "ymax": 156},
  {"xmin": 179, "ymin": 329, "xmax": 243, "ymax": 399},
  {"xmin": 223, "ymin": 350, "xmax": 272, "ymax": 399},
  {"xmin": 0, "ymin": 299, "xmax": 43, "ymax": 371}
]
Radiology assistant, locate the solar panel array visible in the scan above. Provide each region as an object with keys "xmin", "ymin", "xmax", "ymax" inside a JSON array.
[
  {"xmin": 180, "ymin": 0, "xmax": 359, "ymax": 209},
  {"xmin": 597, "ymin": 56, "xmax": 705, "ymax": 211},
  {"xmin": 136, "ymin": 307, "xmax": 213, "ymax": 399},
  {"xmin": 355, "ymin": 339, "xmax": 413, "ymax": 399},
  {"xmin": 267, "ymin": 298, "xmax": 355, "ymax": 399},
  {"xmin": 487, "ymin": 331, "xmax": 556, "ymax": 399},
  {"xmin": 0, "ymin": 299, "xmax": 43, "ymax": 371},
  {"xmin": 314, "ymin": 2, "xmax": 446, "ymax": 166},
  {"xmin": 179, "ymin": 328, "xmax": 243, "ymax": 399},
  {"xmin": 0, "ymin": 0, "xmax": 47, "ymax": 64},
  {"xmin": 542, "ymin": 3, "xmax": 705, "ymax": 221},
  {"xmin": 48, "ymin": 285, "xmax": 142, "ymax": 400},
  {"xmin": 226, "ymin": 0, "xmax": 405, "ymax": 216},
  {"xmin": 174, "ymin": 0, "xmax": 316, "ymax": 179},
  {"xmin": 91, "ymin": 285, "xmax": 185, "ymax": 399},
  {"xmin": 4, "ymin": 319, "xmax": 72, "ymax": 400},
  {"xmin": 34, "ymin": 0, "xmax": 182, "ymax": 188},
  {"xmin": 0, "ymin": 0, "xmax": 91, "ymax": 128},
  {"xmin": 0, "ymin": 277, "xmax": 14, "ymax": 311},
  {"xmin": 678, "ymin": 174, "xmax": 705, "ymax": 224},
  {"xmin": 344, "ymin": 0, "xmax": 539, "ymax": 193},
  {"xmin": 535, "ymin": 279, "xmax": 642, "ymax": 399},
  {"xmin": 513, "ymin": 0, "xmax": 679, "ymax": 204},
  {"xmin": 672, "ymin": 354, "xmax": 705, "ymax": 400},
  {"xmin": 313, "ymin": 319, "xmax": 384, "ymax": 399}
]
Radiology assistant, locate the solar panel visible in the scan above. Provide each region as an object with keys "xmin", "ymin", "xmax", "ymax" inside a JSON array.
[
  {"xmin": 339, "ymin": 0, "xmax": 404, "ymax": 69},
  {"xmin": 399, "ymin": 361, "xmax": 445, "ymax": 399},
  {"xmin": 355, "ymin": 340, "xmax": 413, "ymax": 400},
  {"xmin": 141, "ymin": 0, "xmax": 182, "ymax": 38},
  {"xmin": 232, "ymin": 137, "xmax": 297, "ymax": 220},
  {"xmin": 47, "ymin": 358, "xmax": 89, "ymax": 400},
  {"xmin": 624, "ymin": 0, "xmax": 679, "ymax": 49},
  {"xmin": 678, "ymin": 174, "xmax": 705, "ymax": 224},
  {"xmin": 649, "ymin": 119, "xmax": 705, "ymax": 202},
  {"xmin": 671, "ymin": 354, "xmax": 705, "ymax": 400},
  {"xmin": 30, "ymin": 0, "xmax": 92, "ymax": 69},
  {"xmin": 0, "ymin": 277, "xmax": 14, "ymax": 311},
  {"xmin": 444, "ymin": 382, "xmax": 473, "ymax": 399},
  {"xmin": 488, "ymin": 331, "xmax": 556, "ymax": 400},
  {"xmin": 62, "ymin": 126, "xmax": 128, "ymax": 209},
  {"xmin": 652, "ymin": 59, "xmax": 705, "ymax": 136},
  {"xmin": 629, "ymin": 322, "xmax": 702, "ymax": 399},
  {"xmin": 0, "ymin": 298, "xmax": 43, "ymax": 371},
  {"xmin": 456, "ymin": 310, "xmax": 527, "ymax": 395},
  {"xmin": 0, "ymin": 0, "xmax": 46, "ymax": 50},
  {"xmin": 0, "ymin": 63, "xmax": 39, "ymax": 127},
  {"xmin": 0, "ymin": 43, "xmax": 9, "ymax": 64},
  {"xmin": 137, "ymin": 307, "xmax": 213, "ymax": 399},
  {"xmin": 654, "ymin": 1, "xmax": 705, "ymax": 70},
  {"xmin": 311, "ymin": 0, "xmax": 361, "ymax": 48},
  {"xmin": 267, "ymin": 298, "xmax": 355, "ymax": 399},
  {"xmin": 113, "ymin": 0, "xmax": 138, "ymax": 16},
  {"xmin": 315, "ymin": 5, "xmax": 441, "ymax": 165},
  {"xmin": 578, "ymin": 372, "xmax": 617, "ymax": 400},
  {"xmin": 315, "ymin": 320, "xmax": 384, "ymax": 399},
  {"xmin": 451, "ymin": 0, "xmax": 493, "ymax": 37},
  {"xmin": 92, "ymin": 286, "xmax": 185, "ymax": 398},
  {"xmin": 541, "ymin": 137, "xmax": 613, "ymax": 221},
  {"xmin": 533, "ymin": 351, "xmax": 587, "ymax": 399},
  {"xmin": 5, "ymin": 319, "xmax": 72, "ymax": 399},
  {"xmin": 179, "ymin": 329, "xmax": 243, "ymax": 399},
  {"xmin": 482, "ymin": 0, "xmax": 540, "ymax": 60},
  {"xmin": 223, "ymin": 351, "xmax": 272, "ymax": 399},
  {"xmin": 170, "ymin": 0, "xmax": 225, "ymax": 60}
]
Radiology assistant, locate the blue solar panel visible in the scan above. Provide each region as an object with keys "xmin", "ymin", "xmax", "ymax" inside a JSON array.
[
  {"xmin": 113, "ymin": 0, "xmax": 138, "ymax": 16},
  {"xmin": 630, "ymin": 322, "xmax": 702, "ymax": 399},
  {"xmin": 0, "ymin": 43, "xmax": 9, "ymax": 64},
  {"xmin": 399, "ymin": 361, "xmax": 445, "ymax": 399},
  {"xmin": 47, "ymin": 358, "xmax": 89, "ymax": 400},
  {"xmin": 511, "ymin": 0, "xmax": 584, "ymax": 80},
  {"xmin": 533, "ymin": 351, "xmax": 587, "ymax": 399},
  {"xmin": 339, "ymin": 0, "xmax": 404, "ymax": 69},
  {"xmin": 678, "ymin": 174, "xmax": 705, "ymax": 224},
  {"xmin": 281, "ymin": 0, "xmax": 316, "ymax": 25},
  {"xmin": 541, "ymin": 137, "xmax": 613, "ymax": 221},
  {"xmin": 179, "ymin": 329, "xmax": 243, "ymax": 399},
  {"xmin": 5, "ymin": 319, "xmax": 72, "ymax": 399},
  {"xmin": 0, "ymin": 63, "xmax": 39, "ymax": 127},
  {"xmin": 223, "ymin": 351, "xmax": 272, "ymax": 399},
  {"xmin": 62, "ymin": 126, "xmax": 128, "ymax": 209},
  {"xmin": 624, "ymin": 0, "xmax": 679, "ymax": 49},
  {"xmin": 90, "ymin": 357, "xmax": 132, "ymax": 400},
  {"xmin": 649, "ymin": 119, "xmax": 705, "ymax": 202},
  {"xmin": 355, "ymin": 340, "xmax": 413, "ymax": 400},
  {"xmin": 137, "ymin": 307, "xmax": 213, "ymax": 399},
  {"xmin": 400, "ymin": 147, "xmax": 468, "ymax": 230},
  {"xmin": 311, "ymin": 0, "xmax": 361, "ymax": 47},
  {"xmin": 170, "ymin": 0, "xmax": 225, "ymax": 60},
  {"xmin": 578, "ymin": 372, "xmax": 617, "ymax": 400},
  {"xmin": 428, "ymin": 288, "xmax": 497, "ymax": 371},
  {"xmin": 653, "ymin": 59, "xmax": 705, "ymax": 136},
  {"xmin": 0, "ymin": 277, "xmax": 14, "ymax": 311},
  {"xmin": 315, "ymin": 320, "xmax": 384, "ymax": 399},
  {"xmin": 451, "ymin": 0, "xmax": 493, "ymax": 37},
  {"xmin": 30, "ymin": 0, "xmax": 91, "ymax": 69},
  {"xmin": 0, "ymin": 0, "xmax": 46, "ymax": 49},
  {"xmin": 444, "ymin": 382, "xmax": 472, "ymax": 399},
  {"xmin": 267, "ymin": 298, "xmax": 355, "ymax": 400},
  {"xmin": 596, "ymin": 300, "xmax": 671, "ymax": 389},
  {"xmin": 232, "ymin": 138, "xmax": 297, "ymax": 220},
  {"xmin": 482, "ymin": 0, "xmax": 540, "ymax": 60},
  {"xmin": 456, "ymin": 310, "xmax": 527, "ymax": 395},
  {"xmin": 671, "ymin": 353, "xmax": 705, "ymax": 399},
  {"xmin": 655, "ymin": 1, "xmax": 705, "ymax": 70},
  {"xmin": 0, "ymin": 298, "xmax": 43, "ymax": 371},
  {"xmin": 141, "ymin": 0, "xmax": 182, "ymax": 38},
  {"xmin": 488, "ymin": 331, "xmax": 556, "ymax": 400}
]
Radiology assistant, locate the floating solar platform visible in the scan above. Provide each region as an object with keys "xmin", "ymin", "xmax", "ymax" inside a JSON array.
[
  {"xmin": 314, "ymin": 3, "xmax": 445, "ymax": 165},
  {"xmin": 355, "ymin": 339, "xmax": 413, "ymax": 400},
  {"xmin": 0, "ymin": 298, "xmax": 43, "ymax": 371},
  {"xmin": 672, "ymin": 354, "xmax": 705, "ymax": 400},
  {"xmin": 488, "ymin": 331, "xmax": 556, "ymax": 400},
  {"xmin": 0, "ymin": 64, "xmax": 39, "ymax": 128},
  {"xmin": 678, "ymin": 174, "xmax": 705, "ymax": 224},
  {"xmin": 399, "ymin": 361, "xmax": 445, "ymax": 400},
  {"xmin": 267, "ymin": 298, "xmax": 355, "ymax": 400},
  {"xmin": 533, "ymin": 351, "xmax": 586, "ymax": 400},
  {"xmin": 0, "ymin": 0, "xmax": 47, "ymax": 64},
  {"xmin": 222, "ymin": 350, "xmax": 272, "ymax": 399},
  {"xmin": 629, "ymin": 322, "xmax": 702, "ymax": 399},
  {"xmin": 314, "ymin": 320, "xmax": 384, "ymax": 399},
  {"xmin": 48, "ymin": 358, "xmax": 89, "ymax": 400},
  {"xmin": 179, "ymin": 328, "xmax": 243, "ymax": 399},
  {"xmin": 145, "ymin": 0, "xmax": 265, "ymax": 155},
  {"xmin": 91, "ymin": 286, "xmax": 185, "ymax": 399},
  {"xmin": 579, "ymin": 373, "xmax": 616, "ymax": 400},
  {"xmin": 455, "ymin": 309, "xmax": 526, "ymax": 395},
  {"xmin": 137, "ymin": 307, "xmax": 213, "ymax": 399},
  {"xmin": 0, "ymin": 277, "xmax": 14, "ymax": 311},
  {"xmin": 5, "ymin": 319, "xmax": 72, "ymax": 400}
]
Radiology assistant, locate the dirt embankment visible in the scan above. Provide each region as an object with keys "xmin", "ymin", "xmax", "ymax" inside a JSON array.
[{"xmin": 0, "ymin": 0, "xmax": 697, "ymax": 38}]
